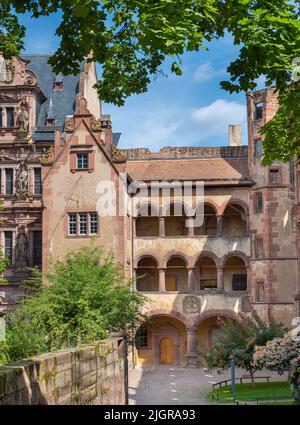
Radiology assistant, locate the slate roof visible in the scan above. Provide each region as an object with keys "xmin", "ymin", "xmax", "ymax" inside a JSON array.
[
  {"xmin": 23, "ymin": 55, "xmax": 81, "ymax": 141},
  {"xmin": 126, "ymin": 156, "xmax": 251, "ymax": 185}
]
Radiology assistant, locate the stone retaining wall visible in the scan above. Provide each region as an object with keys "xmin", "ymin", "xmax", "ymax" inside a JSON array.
[{"xmin": 0, "ymin": 337, "xmax": 125, "ymax": 405}]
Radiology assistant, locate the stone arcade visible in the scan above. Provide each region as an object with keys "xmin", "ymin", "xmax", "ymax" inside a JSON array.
[{"xmin": 0, "ymin": 55, "xmax": 299, "ymax": 367}]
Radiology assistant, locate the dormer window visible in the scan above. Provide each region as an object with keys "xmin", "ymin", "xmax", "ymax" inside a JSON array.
[
  {"xmin": 53, "ymin": 74, "xmax": 63, "ymax": 92},
  {"xmin": 46, "ymin": 118, "xmax": 55, "ymax": 127}
]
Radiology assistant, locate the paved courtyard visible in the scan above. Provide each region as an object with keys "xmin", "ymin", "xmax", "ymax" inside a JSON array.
[{"xmin": 129, "ymin": 365, "xmax": 288, "ymax": 405}]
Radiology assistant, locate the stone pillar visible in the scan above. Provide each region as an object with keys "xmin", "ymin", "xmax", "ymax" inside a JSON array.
[
  {"xmin": 246, "ymin": 266, "xmax": 250, "ymax": 291},
  {"xmin": 187, "ymin": 267, "xmax": 195, "ymax": 292},
  {"xmin": 158, "ymin": 268, "xmax": 166, "ymax": 292},
  {"xmin": 217, "ymin": 215, "xmax": 223, "ymax": 236},
  {"xmin": 133, "ymin": 269, "xmax": 137, "ymax": 292},
  {"xmin": 132, "ymin": 217, "xmax": 136, "ymax": 238},
  {"xmin": 245, "ymin": 215, "xmax": 250, "ymax": 235},
  {"xmin": 186, "ymin": 217, "xmax": 194, "ymax": 237},
  {"xmin": 159, "ymin": 217, "xmax": 165, "ymax": 237},
  {"xmin": 186, "ymin": 326, "xmax": 198, "ymax": 367},
  {"xmin": 217, "ymin": 267, "xmax": 224, "ymax": 291}
]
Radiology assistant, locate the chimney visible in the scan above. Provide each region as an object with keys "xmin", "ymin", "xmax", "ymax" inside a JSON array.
[{"xmin": 229, "ymin": 125, "xmax": 242, "ymax": 146}]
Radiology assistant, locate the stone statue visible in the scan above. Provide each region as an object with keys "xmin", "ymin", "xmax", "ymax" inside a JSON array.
[
  {"xmin": 0, "ymin": 53, "xmax": 6, "ymax": 82},
  {"xmin": 16, "ymin": 161, "xmax": 28, "ymax": 197},
  {"xmin": 16, "ymin": 233, "xmax": 28, "ymax": 262},
  {"xmin": 17, "ymin": 106, "xmax": 29, "ymax": 133}
]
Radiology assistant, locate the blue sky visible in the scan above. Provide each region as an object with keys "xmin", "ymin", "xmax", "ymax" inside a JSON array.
[{"xmin": 18, "ymin": 12, "xmax": 265, "ymax": 151}]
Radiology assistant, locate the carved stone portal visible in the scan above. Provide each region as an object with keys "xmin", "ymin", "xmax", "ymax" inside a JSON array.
[{"xmin": 183, "ymin": 295, "xmax": 201, "ymax": 314}]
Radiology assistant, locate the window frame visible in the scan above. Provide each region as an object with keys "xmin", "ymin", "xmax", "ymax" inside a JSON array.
[
  {"xmin": 255, "ymin": 192, "xmax": 263, "ymax": 214},
  {"xmin": 254, "ymin": 102, "xmax": 263, "ymax": 120},
  {"xmin": 254, "ymin": 139, "xmax": 263, "ymax": 158},
  {"xmin": 6, "ymin": 107, "xmax": 14, "ymax": 128},
  {"xmin": 76, "ymin": 153, "xmax": 89, "ymax": 170},
  {"xmin": 5, "ymin": 168, "xmax": 14, "ymax": 195},
  {"xmin": 232, "ymin": 274, "xmax": 247, "ymax": 291},
  {"xmin": 34, "ymin": 167, "xmax": 42, "ymax": 195},
  {"xmin": 67, "ymin": 212, "xmax": 99, "ymax": 237},
  {"xmin": 269, "ymin": 168, "xmax": 281, "ymax": 185},
  {"xmin": 4, "ymin": 231, "xmax": 13, "ymax": 266}
]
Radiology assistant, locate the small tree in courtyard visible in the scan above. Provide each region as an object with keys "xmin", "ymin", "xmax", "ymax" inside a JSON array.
[
  {"xmin": 4, "ymin": 245, "xmax": 146, "ymax": 362},
  {"xmin": 253, "ymin": 333, "xmax": 300, "ymax": 402},
  {"xmin": 199, "ymin": 313, "xmax": 286, "ymax": 387}
]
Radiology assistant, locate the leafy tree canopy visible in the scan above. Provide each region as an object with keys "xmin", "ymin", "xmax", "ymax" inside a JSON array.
[
  {"xmin": 3, "ymin": 245, "xmax": 145, "ymax": 362},
  {"xmin": 1, "ymin": 1, "xmax": 300, "ymax": 162},
  {"xmin": 200, "ymin": 312, "xmax": 286, "ymax": 386},
  {"xmin": 253, "ymin": 332, "xmax": 300, "ymax": 400}
]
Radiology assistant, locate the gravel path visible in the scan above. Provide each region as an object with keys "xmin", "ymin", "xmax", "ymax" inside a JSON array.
[{"xmin": 129, "ymin": 365, "xmax": 288, "ymax": 405}]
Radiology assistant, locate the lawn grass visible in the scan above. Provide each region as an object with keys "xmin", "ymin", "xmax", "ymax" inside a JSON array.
[{"xmin": 207, "ymin": 381, "xmax": 291, "ymax": 404}]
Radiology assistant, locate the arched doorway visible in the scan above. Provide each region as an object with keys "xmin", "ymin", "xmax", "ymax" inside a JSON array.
[{"xmin": 135, "ymin": 316, "xmax": 186, "ymax": 366}]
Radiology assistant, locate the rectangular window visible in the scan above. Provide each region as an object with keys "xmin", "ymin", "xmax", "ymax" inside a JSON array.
[
  {"xmin": 255, "ymin": 238, "xmax": 264, "ymax": 258},
  {"xmin": 34, "ymin": 168, "xmax": 42, "ymax": 195},
  {"xmin": 0, "ymin": 107, "xmax": 3, "ymax": 127},
  {"xmin": 269, "ymin": 169, "xmax": 280, "ymax": 185},
  {"xmin": 232, "ymin": 274, "xmax": 247, "ymax": 291},
  {"xmin": 255, "ymin": 192, "xmax": 263, "ymax": 213},
  {"xmin": 200, "ymin": 279, "xmax": 217, "ymax": 290},
  {"xmin": 79, "ymin": 213, "xmax": 88, "ymax": 235},
  {"xmin": 136, "ymin": 329, "xmax": 148, "ymax": 349},
  {"xmin": 254, "ymin": 140, "xmax": 263, "ymax": 157},
  {"xmin": 6, "ymin": 107, "xmax": 14, "ymax": 127},
  {"xmin": 68, "ymin": 213, "xmax": 77, "ymax": 236},
  {"xmin": 257, "ymin": 282, "xmax": 265, "ymax": 302},
  {"xmin": 5, "ymin": 168, "xmax": 13, "ymax": 195},
  {"xmin": 254, "ymin": 102, "xmax": 263, "ymax": 120},
  {"xmin": 90, "ymin": 213, "xmax": 98, "ymax": 234},
  {"xmin": 4, "ymin": 231, "xmax": 13, "ymax": 266},
  {"xmin": 68, "ymin": 213, "xmax": 98, "ymax": 236},
  {"xmin": 76, "ymin": 153, "xmax": 88, "ymax": 169},
  {"xmin": 33, "ymin": 231, "xmax": 42, "ymax": 267}
]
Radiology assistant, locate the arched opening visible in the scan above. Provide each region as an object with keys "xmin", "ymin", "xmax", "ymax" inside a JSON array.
[
  {"xmin": 196, "ymin": 315, "xmax": 237, "ymax": 365},
  {"xmin": 165, "ymin": 256, "xmax": 188, "ymax": 291},
  {"xmin": 194, "ymin": 204, "xmax": 217, "ymax": 236},
  {"xmin": 136, "ymin": 257, "xmax": 159, "ymax": 291},
  {"xmin": 224, "ymin": 256, "xmax": 247, "ymax": 291},
  {"xmin": 135, "ymin": 316, "xmax": 187, "ymax": 366},
  {"xmin": 195, "ymin": 256, "xmax": 217, "ymax": 291},
  {"xmin": 165, "ymin": 203, "xmax": 188, "ymax": 236},
  {"xmin": 223, "ymin": 203, "xmax": 247, "ymax": 236},
  {"xmin": 136, "ymin": 204, "xmax": 159, "ymax": 237}
]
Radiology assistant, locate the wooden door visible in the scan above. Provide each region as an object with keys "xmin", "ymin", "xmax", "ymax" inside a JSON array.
[
  {"xmin": 159, "ymin": 337, "xmax": 174, "ymax": 364},
  {"xmin": 165, "ymin": 276, "xmax": 177, "ymax": 291}
]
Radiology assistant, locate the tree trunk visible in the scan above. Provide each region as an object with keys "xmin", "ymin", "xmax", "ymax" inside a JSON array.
[{"xmin": 249, "ymin": 369, "xmax": 256, "ymax": 389}]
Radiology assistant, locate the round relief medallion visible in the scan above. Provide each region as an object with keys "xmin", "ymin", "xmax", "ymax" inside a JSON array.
[{"xmin": 183, "ymin": 295, "xmax": 200, "ymax": 314}]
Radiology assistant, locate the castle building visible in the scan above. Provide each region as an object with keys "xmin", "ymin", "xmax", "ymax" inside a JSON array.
[{"xmin": 0, "ymin": 56, "xmax": 298, "ymax": 367}]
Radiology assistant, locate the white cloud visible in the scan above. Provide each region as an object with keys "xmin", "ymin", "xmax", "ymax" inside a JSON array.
[
  {"xmin": 191, "ymin": 99, "xmax": 247, "ymax": 137},
  {"xmin": 192, "ymin": 62, "xmax": 226, "ymax": 83}
]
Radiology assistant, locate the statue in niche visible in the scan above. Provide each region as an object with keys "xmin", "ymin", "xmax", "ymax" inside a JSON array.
[
  {"xmin": 17, "ymin": 105, "xmax": 29, "ymax": 133},
  {"xmin": 16, "ymin": 160, "xmax": 28, "ymax": 197},
  {"xmin": 0, "ymin": 53, "xmax": 7, "ymax": 82},
  {"xmin": 16, "ymin": 232, "xmax": 28, "ymax": 263}
]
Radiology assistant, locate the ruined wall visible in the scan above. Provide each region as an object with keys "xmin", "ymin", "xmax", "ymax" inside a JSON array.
[{"xmin": 0, "ymin": 337, "xmax": 125, "ymax": 405}]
